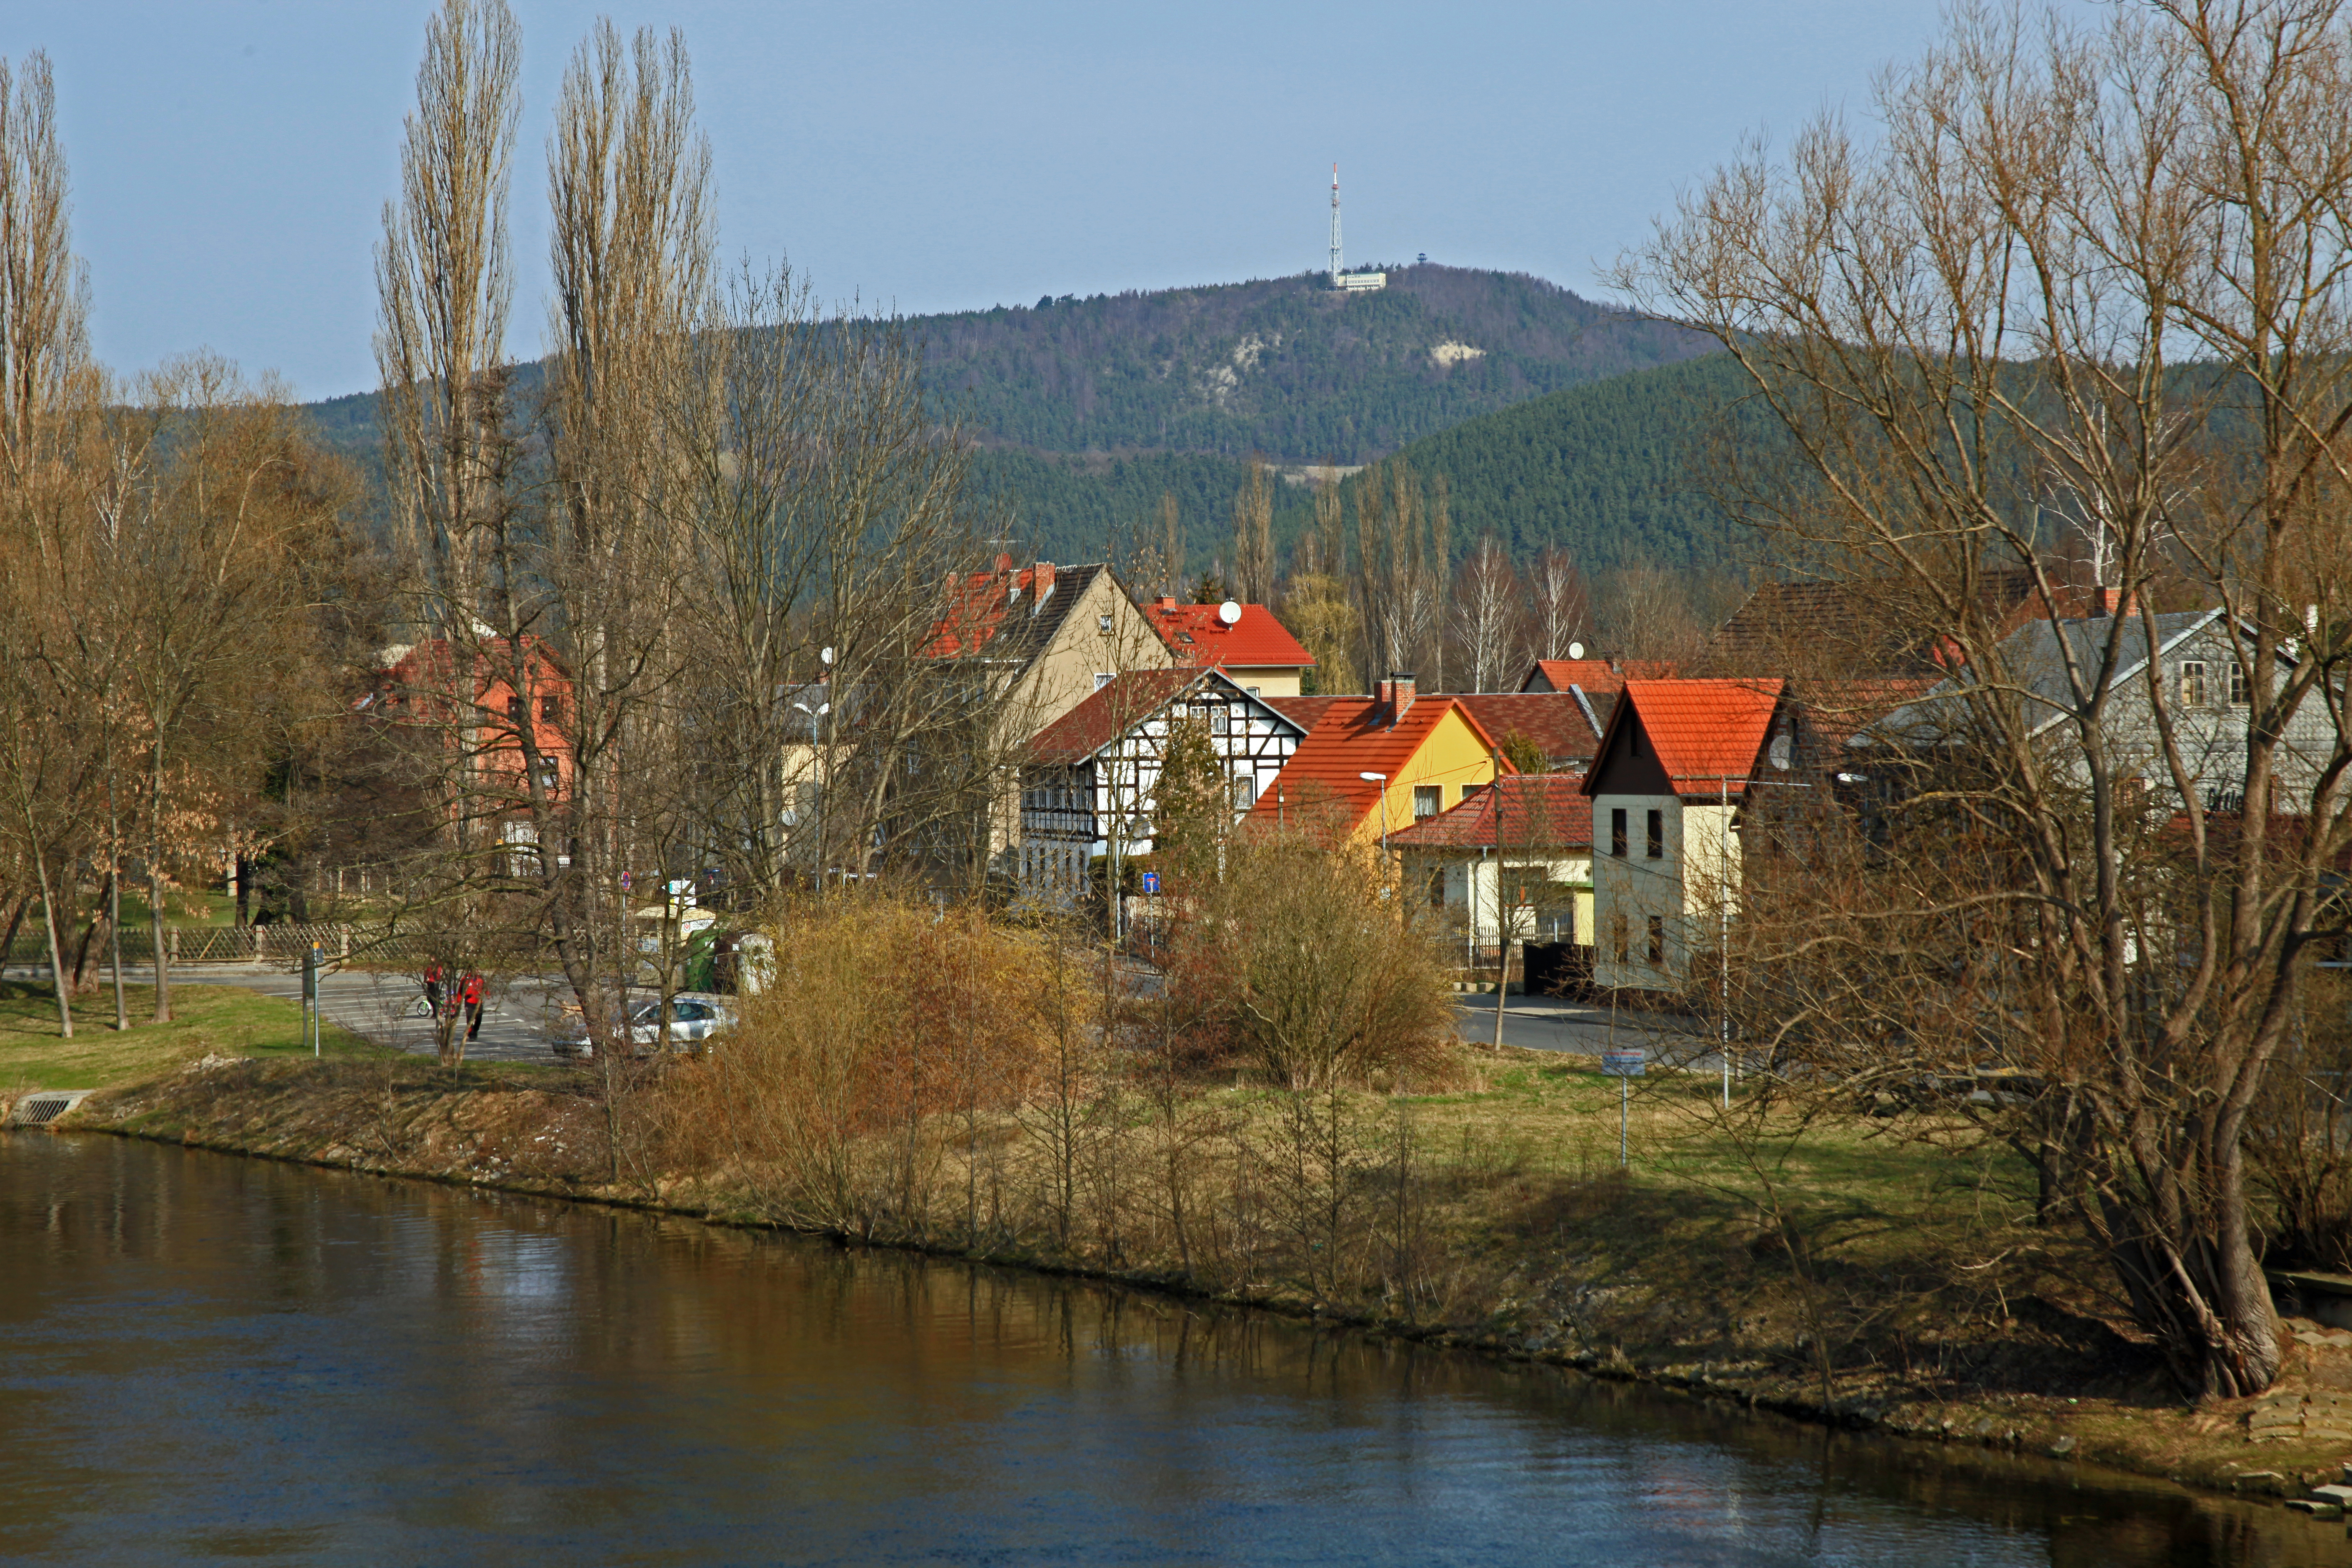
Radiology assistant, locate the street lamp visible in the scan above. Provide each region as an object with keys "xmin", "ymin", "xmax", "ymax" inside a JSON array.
[{"xmin": 792, "ymin": 691, "xmax": 830, "ymax": 892}]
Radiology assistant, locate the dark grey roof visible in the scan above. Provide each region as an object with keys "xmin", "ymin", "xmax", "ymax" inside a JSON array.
[{"xmin": 1864, "ymin": 610, "xmax": 2221, "ymax": 746}]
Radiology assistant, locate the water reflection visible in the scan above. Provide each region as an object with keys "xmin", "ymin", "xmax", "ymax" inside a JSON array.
[{"xmin": 0, "ymin": 1132, "xmax": 2341, "ymax": 1565}]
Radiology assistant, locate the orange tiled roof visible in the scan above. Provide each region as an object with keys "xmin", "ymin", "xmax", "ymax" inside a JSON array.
[
  {"xmin": 1145, "ymin": 598, "xmax": 1315, "ymax": 670},
  {"xmin": 1388, "ymin": 775, "xmax": 1592, "ymax": 850},
  {"xmin": 1246, "ymin": 695, "xmax": 1506, "ymax": 834},
  {"xmin": 1450, "ymin": 692, "xmax": 1609, "ymax": 770},
  {"xmin": 1610, "ymin": 678, "xmax": 1786, "ymax": 796}
]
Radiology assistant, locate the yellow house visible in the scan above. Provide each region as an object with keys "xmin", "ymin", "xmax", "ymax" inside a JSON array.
[{"xmin": 1255, "ymin": 675, "xmax": 1509, "ymax": 848}]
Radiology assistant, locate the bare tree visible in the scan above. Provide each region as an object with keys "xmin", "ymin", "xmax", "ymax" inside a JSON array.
[
  {"xmin": 1451, "ymin": 531, "xmax": 1520, "ymax": 692},
  {"xmin": 1230, "ymin": 458, "xmax": 1274, "ymax": 604},
  {"xmin": 1614, "ymin": 0, "xmax": 2352, "ymax": 1397},
  {"xmin": 1527, "ymin": 546, "xmax": 1588, "ymax": 663}
]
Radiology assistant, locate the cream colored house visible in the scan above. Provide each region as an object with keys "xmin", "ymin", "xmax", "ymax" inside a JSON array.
[{"xmin": 1583, "ymin": 679, "xmax": 1788, "ymax": 992}]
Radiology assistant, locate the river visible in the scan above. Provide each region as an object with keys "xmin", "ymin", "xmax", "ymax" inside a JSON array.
[{"xmin": 0, "ymin": 1132, "xmax": 2340, "ymax": 1565}]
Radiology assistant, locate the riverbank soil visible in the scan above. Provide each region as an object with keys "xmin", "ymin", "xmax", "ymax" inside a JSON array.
[
  {"xmin": 0, "ymin": 980, "xmax": 382, "ymax": 1094},
  {"xmin": 52, "ymin": 1042, "xmax": 2352, "ymax": 1509}
]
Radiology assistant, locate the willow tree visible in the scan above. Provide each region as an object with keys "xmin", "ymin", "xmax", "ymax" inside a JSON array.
[{"xmin": 1614, "ymin": 0, "xmax": 2352, "ymax": 1398}]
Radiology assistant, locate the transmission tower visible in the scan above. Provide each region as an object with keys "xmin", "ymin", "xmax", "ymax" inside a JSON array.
[{"xmin": 1328, "ymin": 163, "xmax": 1343, "ymax": 285}]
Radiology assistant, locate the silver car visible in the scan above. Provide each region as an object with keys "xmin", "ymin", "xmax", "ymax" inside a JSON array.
[{"xmin": 551, "ymin": 993, "xmax": 736, "ymax": 1059}]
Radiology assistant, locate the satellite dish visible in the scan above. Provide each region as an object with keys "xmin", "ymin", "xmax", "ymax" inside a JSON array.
[
  {"xmin": 1769, "ymin": 731, "xmax": 1792, "ymax": 771},
  {"xmin": 1567, "ymin": 641, "xmax": 1585, "ymax": 660},
  {"xmin": 820, "ymin": 646, "xmax": 836, "ymax": 666},
  {"xmin": 1217, "ymin": 600, "xmax": 1243, "ymax": 626}
]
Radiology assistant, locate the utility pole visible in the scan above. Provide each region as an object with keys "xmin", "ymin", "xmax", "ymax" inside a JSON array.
[{"xmin": 1492, "ymin": 756, "xmax": 1509, "ymax": 1052}]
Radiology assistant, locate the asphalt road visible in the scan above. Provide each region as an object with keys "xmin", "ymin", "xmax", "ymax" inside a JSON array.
[
  {"xmin": 9, "ymin": 963, "xmax": 574, "ymax": 1065},
  {"xmin": 1452, "ymin": 993, "xmax": 1722, "ymax": 1070}
]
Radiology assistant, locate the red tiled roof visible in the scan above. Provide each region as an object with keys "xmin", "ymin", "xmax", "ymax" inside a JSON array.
[
  {"xmin": 1265, "ymin": 694, "xmax": 1348, "ymax": 732},
  {"xmin": 1388, "ymin": 776, "xmax": 1592, "ymax": 850},
  {"xmin": 1450, "ymin": 692, "xmax": 1608, "ymax": 769},
  {"xmin": 1522, "ymin": 658, "xmax": 1676, "ymax": 694},
  {"xmin": 1246, "ymin": 695, "xmax": 1506, "ymax": 834},
  {"xmin": 1024, "ymin": 667, "xmax": 1222, "ymax": 766},
  {"xmin": 1605, "ymin": 678, "xmax": 1786, "ymax": 796},
  {"xmin": 1145, "ymin": 597, "xmax": 1315, "ymax": 670},
  {"xmin": 926, "ymin": 558, "xmax": 1103, "ymax": 662}
]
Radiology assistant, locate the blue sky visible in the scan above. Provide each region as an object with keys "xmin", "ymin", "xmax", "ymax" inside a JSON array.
[{"xmin": 10, "ymin": 1, "xmax": 2006, "ymax": 400}]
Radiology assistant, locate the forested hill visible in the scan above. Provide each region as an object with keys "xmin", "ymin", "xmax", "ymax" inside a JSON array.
[
  {"xmin": 1337, "ymin": 351, "xmax": 1763, "ymax": 573},
  {"xmin": 299, "ymin": 266, "xmax": 1732, "ymax": 568},
  {"xmin": 924, "ymin": 265, "xmax": 1712, "ymax": 462}
]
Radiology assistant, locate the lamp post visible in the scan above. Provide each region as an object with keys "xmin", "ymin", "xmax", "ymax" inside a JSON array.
[
  {"xmin": 1492, "ymin": 756, "xmax": 1509, "ymax": 1050},
  {"xmin": 794, "ymin": 646, "xmax": 834, "ymax": 894}
]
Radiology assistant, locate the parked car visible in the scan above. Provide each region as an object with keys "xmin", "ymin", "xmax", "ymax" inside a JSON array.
[{"xmin": 550, "ymin": 993, "xmax": 736, "ymax": 1060}]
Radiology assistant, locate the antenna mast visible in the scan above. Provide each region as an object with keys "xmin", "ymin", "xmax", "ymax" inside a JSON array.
[{"xmin": 1328, "ymin": 163, "xmax": 1342, "ymax": 285}]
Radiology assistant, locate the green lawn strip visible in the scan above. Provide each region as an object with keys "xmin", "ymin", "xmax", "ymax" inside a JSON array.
[{"xmin": 0, "ymin": 980, "xmax": 388, "ymax": 1092}]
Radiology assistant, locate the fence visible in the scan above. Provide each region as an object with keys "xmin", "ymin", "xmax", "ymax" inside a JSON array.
[{"xmin": 3, "ymin": 923, "xmax": 443, "ymax": 972}]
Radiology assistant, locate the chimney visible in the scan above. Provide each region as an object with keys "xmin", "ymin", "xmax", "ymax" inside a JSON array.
[
  {"xmin": 1158, "ymin": 595, "xmax": 1177, "ymax": 609},
  {"xmin": 1033, "ymin": 561, "xmax": 1057, "ymax": 603},
  {"xmin": 995, "ymin": 552, "xmax": 1014, "ymax": 573},
  {"xmin": 1388, "ymin": 671, "xmax": 1416, "ymax": 728},
  {"xmin": 1375, "ymin": 675, "xmax": 1394, "ymax": 713}
]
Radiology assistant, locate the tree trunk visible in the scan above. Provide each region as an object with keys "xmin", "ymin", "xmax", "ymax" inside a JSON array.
[
  {"xmin": 150, "ymin": 743, "xmax": 172, "ymax": 1022},
  {"xmin": 31, "ymin": 838, "xmax": 71, "ymax": 1038},
  {"xmin": 2106, "ymin": 1211, "xmax": 2280, "ymax": 1400}
]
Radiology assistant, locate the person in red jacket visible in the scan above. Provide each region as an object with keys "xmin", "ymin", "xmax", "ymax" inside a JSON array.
[{"xmin": 461, "ymin": 970, "xmax": 485, "ymax": 1041}]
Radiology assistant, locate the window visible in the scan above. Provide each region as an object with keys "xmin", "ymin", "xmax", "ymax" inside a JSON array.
[
  {"xmin": 1210, "ymin": 704, "xmax": 1230, "ymax": 736},
  {"xmin": 1609, "ymin": 808, "xmax": 1627, "ymax": 858},
  {"xmin": 1095, "ymin": 673, "xmax": 1113, "ymax": 690},
  {"xmin": 2228, "ymin": 661, "xmax": 2250, "ymax": 706},
  {"xmin": 1098, "ymin": 614, "xmax": 1114, "ymax": 632},
  {"xmin": 1429, "ymin": 866, "xmax": 1446, "ymax": 907},
  {"xmin": 1413, "ymin": 785, "xmax": 1441, "ymax": 818},
  {"xmin": 1461, "ymin": 784, "xmax": 1478, "ymax": 801},
  {"xmin": 1233, "ymin": 774, "xmax": 1258, "ymax": 810},
  {"xmin": 540, "ymin": 694, "xmax": 561, "ymax": 722},
  {"xmin": 2179, "ymin": 660, "xmax": 2210, "ymax": 707},
  {"xmin": 1245, "ymin": 686, "xmax": 1261, "ymax": 697},
  {"xmin": 1647, "ymin": 915, "xmax": 1665, "ymax": 965},
  {"xmin": 1611, "ymin": 910, "xmax": 1628, "ymax": 964},
  {"xmin": 1645, "ymin": 808, "xmax": 1664, "ymax": 859},
  {"xmin": 507, "ymin": 695, "xmax": 525, "ymax": 724}
]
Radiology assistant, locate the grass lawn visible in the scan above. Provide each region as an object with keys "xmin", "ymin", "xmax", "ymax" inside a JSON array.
[{"xmin": 0, "ymin": 980, "xmax": 386, "ymax": 1092}]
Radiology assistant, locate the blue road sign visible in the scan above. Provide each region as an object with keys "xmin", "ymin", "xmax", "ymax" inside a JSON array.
[{"xmin": 1140, "ymin": 871, "xmax": 1160, "ymax": 895}]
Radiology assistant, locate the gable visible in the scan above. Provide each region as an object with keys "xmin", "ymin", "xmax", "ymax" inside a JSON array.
[{"xmin": 1585, "ymin": 704, "xmax": 1672, "ymax": 796}]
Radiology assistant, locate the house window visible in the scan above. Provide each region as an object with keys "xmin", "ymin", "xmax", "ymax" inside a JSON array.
[
  {"xmin": 1646, "ymin": 808, "xmax": 1663, "ymax": 859},
  {"xmin": 1429, "ymin": 866, "xmax": 1446, "ymax": 907},
  {"xmin": 1461, "ymin": 784, "xmax": 1478, "ymax": 801},
  {"xmin": 2228, "ymin": 661, "xmax": 2250, "ymax": 706},
  {"xmin": 1413, "ymin": 785, "xmax": 1441, "ymax": 818},
  {"xmin": 1210, "ymin": 705, "xmax": 1230, "ymax": 736},
  {"xmin": 1095, "ymin": 673, "xmax": 1113, "ymax": 690},
  {"xmin": 540, "ymin": 694, "xmax": 561, "ymax": 722},
  {"xmin": 1610, "ymin": 808, "xmax": 1627, "ymax": 858},
  {"xmin": 1246, "ymin": 686, "xmax": 1261, "ymax": 697},
  {"xmin": 507, "ymin": 695, "xmax": 525, "ymax": 724},
  {"xmin": 1098, "ymin": 614, "xmax": 1114, "ymax": 632},
  {"xmin": 1233, "ymin": 774, "xmax": 1258, "ymax": 810},
  {"xmin": 1646, "ymin": 915, "xmax": 1664, "ymax": 965},
  {"xmin": 1611, "ymin": 910, "xmax": 1628, "ymax": 964},
  {"xmin": 2179, "ymin": 660, "xmax": 2210, "ymax": 707}
]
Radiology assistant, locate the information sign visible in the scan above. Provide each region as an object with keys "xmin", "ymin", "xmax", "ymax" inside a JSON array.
[{"xmin": 1602, "ymin": 1049, "xmax": 1646, "ymax": 1076}]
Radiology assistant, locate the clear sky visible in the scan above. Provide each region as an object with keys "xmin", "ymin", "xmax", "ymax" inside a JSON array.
[{"xmin": 8, "ymin": 1, "xmax": 2003, "ymax": 400}]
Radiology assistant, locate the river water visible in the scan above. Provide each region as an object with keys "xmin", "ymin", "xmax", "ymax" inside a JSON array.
[{"xmin": 0, "ymin": 1134, "xmax": 2341, "ymax": 1566}]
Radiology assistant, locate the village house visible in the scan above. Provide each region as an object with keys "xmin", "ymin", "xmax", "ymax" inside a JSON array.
[
  {"xmin": 1389, "ymin": 774, "xmax": 1594, "ymax": 969},
  {"xmin": 362, "ymin": 636, "xmax": 577, "ymax": 875},
  {"xmin": 925, "ymin": 557, "xmax": 1174, "ymax": 745},
  {"xmin": 1017, "ymin": 667, "xmax": 1306, "ymax": 897},
  {"xmin": 1582, "ymin": 678, "xmax": 1791, "ymax": 992},
  {"xmin": 1859, "ymin": 606, "xmax": 2337, "ymax": 813},
  {"xmin": 1519, "ymin": 655, "xmax": 1678, "ymax": 696},
  {"xmin": 1256, "ymin": 674, "xmax": 1508, "ymax": 850},
  {"xmin": 1142, "ymin": 596, "xmax": 1317, "ymax": 697}
]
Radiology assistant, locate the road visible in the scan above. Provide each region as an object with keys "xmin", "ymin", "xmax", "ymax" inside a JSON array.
[
  {"xmin": 1452, "ymin": 992, "xmax": 1723, "ymax": 1070},
  {"xmin": 8, "ymin": 963, "xmax": 572, "ymax": 1065}
]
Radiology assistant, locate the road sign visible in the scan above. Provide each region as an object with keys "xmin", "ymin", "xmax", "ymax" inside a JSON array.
[
  {"xmin": 1140, "ymin": 870, "xmax": 1160, "ymax": 895},
  {"xmin": 1602, "ymin": 1049, "xmax": 1646, "ymax": 1076}
]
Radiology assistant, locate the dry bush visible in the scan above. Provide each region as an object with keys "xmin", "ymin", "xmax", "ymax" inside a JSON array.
[
  {"xmin": 1170, "ymin": 829, "xmax": 1457, "ymax": 1088},
  {"xmin": 667, "ymin": 896, "xmax": 1053, "ymax": 1235}
]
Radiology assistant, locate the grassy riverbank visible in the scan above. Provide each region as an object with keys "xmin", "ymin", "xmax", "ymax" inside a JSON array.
[
  {"xmin": 45, "ymin": 1040, "xmax": 2352, "ymax": 1509},
  {"xmin": 0, "ymin": 980, "xmax": 379, "ymax": 1093}
]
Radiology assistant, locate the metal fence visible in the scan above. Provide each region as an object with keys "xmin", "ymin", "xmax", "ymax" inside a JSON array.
[{"xmin": 3, "ymin": 923, "xmax": 437, "ymax": 972}]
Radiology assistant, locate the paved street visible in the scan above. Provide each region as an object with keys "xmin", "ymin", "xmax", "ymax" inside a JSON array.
[
  {"xmin": 8, "ymin": 963, "xmax": 573, "ymax": 1065},
  {"xmin": 1451, "ymin": 992, "xmax": 1723, "ymax": 1069}
]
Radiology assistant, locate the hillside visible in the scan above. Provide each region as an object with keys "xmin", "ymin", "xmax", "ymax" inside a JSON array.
[
  {"xmin": 1333, "ymin": 351, "xmax": 1763, "ymax": 573},
  {"xmin": 301, "ymin": 266, "xmax": 1715, "ymax": 552},
  {"xmin": 923, "ymin": 264, "xmax": 1712, "ymax": 462}
]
